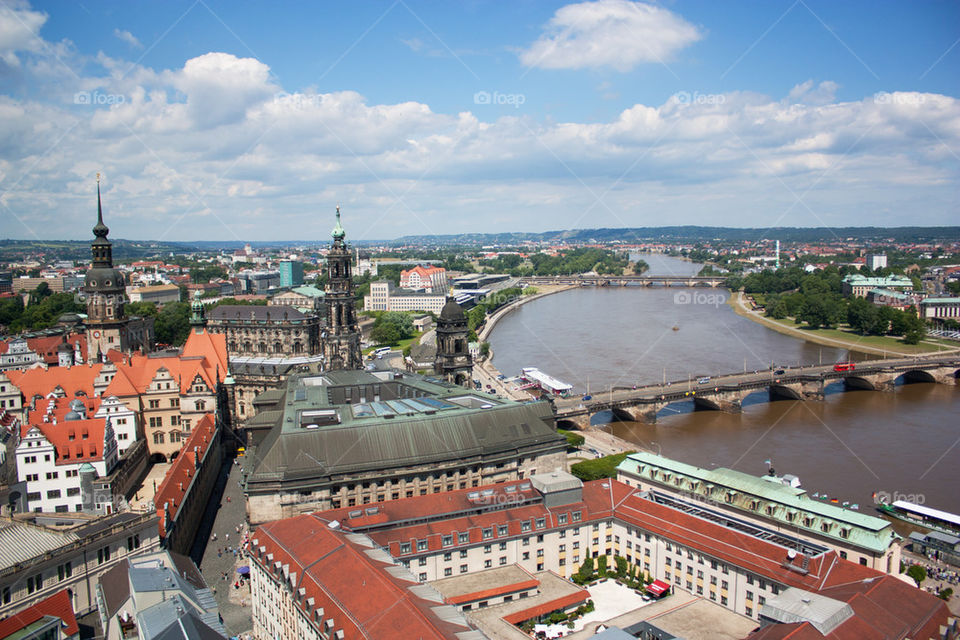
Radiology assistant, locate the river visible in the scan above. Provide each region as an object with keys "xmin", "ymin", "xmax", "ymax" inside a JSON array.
[{"xmin": 489, "ymin": 253, "xmax": 960, "ymax": 515}]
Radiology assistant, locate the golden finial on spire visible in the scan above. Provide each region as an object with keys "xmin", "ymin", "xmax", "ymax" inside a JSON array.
[{"xmin": 96, "ymin": 172, "xmax": 101, "ymax": 184}]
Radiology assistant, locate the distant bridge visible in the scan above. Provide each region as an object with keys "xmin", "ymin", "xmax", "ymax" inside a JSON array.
[
  {"xmin": 551, "ymin": 354, "xmax": 960, "ymax": 428},
  {"xmin": 521, "ymin": 275, "xmax": 727, "ymax": 287}
]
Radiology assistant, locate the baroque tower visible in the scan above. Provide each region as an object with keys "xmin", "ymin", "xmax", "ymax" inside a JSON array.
[
  {"xmin": 434, "ymin": 297, "xmax": 472, "ymax": 386},
  {"xmin": 322, "ymin": 206, "xmax": 362, "ymax": 370},
  {"xmin": 83, "ymin": 176, "xmax": 154, "ymax": 360}
]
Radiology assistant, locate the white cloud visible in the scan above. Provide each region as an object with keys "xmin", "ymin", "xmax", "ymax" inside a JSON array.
[
  {"xmin": 0, "ymin": 1, "xmax": 47, "ymax": 67},
  {"xmin": 0, "ymin": 4, "xmax": 957, "ymax": 241},
  {"xmin": 519, "ymin": 0, "xmax": 701, "ymax": 71},
  {"xmin": 113, "ymin": 28, "xmax": 142, "ymax": 49}
]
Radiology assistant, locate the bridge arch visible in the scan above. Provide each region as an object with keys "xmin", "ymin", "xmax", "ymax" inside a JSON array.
[
  {"xmin": 899, "ymin": 369, "xmax": 937, "ymax": 384},
  {"xmin": 843, "ymin": 376, "xmax": 876, "ymax": 391},
  {"xmin": 693, "ymin": 396, "xmax": 725, "ymax": 411},
  {"xmin": 768, "ymin": 384, "xmax": 804, "ymax": 401}
]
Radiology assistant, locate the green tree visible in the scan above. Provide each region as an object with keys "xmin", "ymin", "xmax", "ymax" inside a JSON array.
[
  {"xmin": 571, "ymin": 452, "xmax": 632, "ymax": 482},
  {"xmin": 596, "ymin": 555, "xmax": 608, "ymax": 577},
  {"xmin": 479, "ymin": 341, "xmax": 490, "ymax": 357},
  {"xmin": 846, "ymin": 298, "xmax": 877, "ymax": 335},
  {"xmin": 154, "ymin": 302, "xmax": 191, "ymax": 346},
  {"xmin": 906, "ymin": 564, "xmax": 926, "ymax": 587},
  {"xmin": 576, "ymin": 557, "xmax": 595, "ymax": 584},
  {"xmin": 370, "ymin": 323, "xmax": 401, "ymax": 345},
  {"xmin": 615, "ymin": 555, "xmax": 628, "ymax": 578},
  {"xmin": 939, "ymin": 587, "xmax": 953, "ymax": 601}
]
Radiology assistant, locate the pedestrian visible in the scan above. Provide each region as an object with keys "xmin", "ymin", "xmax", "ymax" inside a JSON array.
[{"xmin": 226, "ymin": 533, "xmax": 229, "ymax": 541}]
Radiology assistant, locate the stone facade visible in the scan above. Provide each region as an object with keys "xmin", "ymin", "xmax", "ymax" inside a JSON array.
[
  {"xmin": 435, "ymin": 297, "xmax": 472, "ymax": 386},
  {"xmin": 206, "ymin": 305, "xmax": 321, "ymax": 358}
]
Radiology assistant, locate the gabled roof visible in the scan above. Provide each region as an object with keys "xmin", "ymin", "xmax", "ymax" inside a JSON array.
[
  {"xmin": 155, "ymin": 414, "xmax": 217, "ymax": 537},
  {"xmin": 0, "ymin": 589, "xmax": 79, "ymax": 639},
  {"xmin": 8, "ymin": 363, "xmax": 103, "ymax": 401},
  {"xmin": 252, "ymin": 519, "xmax": 474, "ymax": 640}
]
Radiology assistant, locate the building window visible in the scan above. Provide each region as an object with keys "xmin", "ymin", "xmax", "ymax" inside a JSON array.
[
  {"xmin": 57, "ymin": 562, "xmax": 72, "ymax": 581},
  {"xmin": 497, "ymin": 525, "xmax": 508, "ymax": 537},
  {"xmin": 499, "ymin": 557, "xmax": 507, "ymax": 566},
  {"xmin": 535, "ymin": 518, "xmax": 545, "ymax": 529},
  {"xmin": 97, "ymin": 546, "xmax": 111, "ymax": 565},
  {"xmin": 460, "ymin": 550, "xmax": 468, "ymax": 559},
  {"xmin": 484, "ymin": 560, "xmax": 492, "ymax": 568},
  {"xmin": 418, "ymin": 573, "xmax": 427, "ymax": 582},
  {"xmin": 442, "ymin": 535, "xmax": 453, "ymax": 547},
  {"xmin": 400, "ymin": 543, "xmax": 411, "ymax": 554},
  {"xmin": 417, "ymin": 540, "xmax": 428, "ymax": 551},
  {"xmin": 521, "ymin": 521, "xmax": 531, "ymax": 532},
  {"xmin": 153, "ymin": 432, "xmax": 164, "ymax": 445},
  {"xmin": 444, "ymin": 568, "xmax": 452, "ymax": 577},
  {"xmin": 458, "ymin": 532, "xmax": 469, "ymax": 544},
  {"xmin": 482, "ymin": 528, "xmax": 492, "ymax": 540}
]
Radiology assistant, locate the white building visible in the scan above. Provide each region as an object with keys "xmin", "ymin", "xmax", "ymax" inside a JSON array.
[
  {"xmin": 363, "ymin": 280, "xmax": 446, "ymax": 313},
  {"xmin": 94, "ymin": 396, "xmax": 138, "ymax": 457},
  {"xmin": 16, "ymin": 397, "xmax": 120, "ymax": 513},
  {"xmin": 351, "ymin": 249, "xmax": 378, "ymax": 277},
  {"xmin": 867, "ymin": 254, "xmax": 888, "ymax": 270},
  {"xmin": 400, "ymin": 265, "xmax": 447, "ymax": 293}
]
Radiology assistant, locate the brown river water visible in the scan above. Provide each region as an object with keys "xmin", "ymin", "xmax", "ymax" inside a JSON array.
[{"xmin": 489, "ymin": 254, "xmax": 960, "ymax": 516}]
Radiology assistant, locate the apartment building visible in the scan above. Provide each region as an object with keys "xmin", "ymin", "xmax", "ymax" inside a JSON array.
[{"xmin": 616, "ymin": 452, "xmax": 901, "ymax": 573}]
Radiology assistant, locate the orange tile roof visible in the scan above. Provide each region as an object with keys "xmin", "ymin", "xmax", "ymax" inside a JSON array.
[
  {"xmin": 155, "ymin": 413, "xmax": 217, "ymax": 538},
  {"xmin": 0, "ymin": 589, "xmax": 78, "ymax": 638},
  {"xmin": 445, "ymin": 578, "xmax": 540, "ymax": 605},
  {"xmin": 252, "ymin": 517, "xmax": 474, "ymax": 639},
  {"xmin": 7, "ymin": 363, "xmax": 104, "ymax": 401},
  {"xmin": 501, "ymin": 588, "xmax": 589, "ymax": 625}
]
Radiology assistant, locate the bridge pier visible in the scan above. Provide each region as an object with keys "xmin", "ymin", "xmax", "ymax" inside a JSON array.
[
  {"xmin": 611, "ymin": 405, "xmax": 658, "ymax": 424},
  {"xmin": 693, "ymin": 396, "xmax": 742, "ymax": 413}
]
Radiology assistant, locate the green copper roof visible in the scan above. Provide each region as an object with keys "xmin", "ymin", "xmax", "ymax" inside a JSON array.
[
  {"xmin": 618, "ymin": 452, "xmax": 897, "ymax": 553},
  {"xmin": 291, "ymin": 285, "xmax": 325, "ymax": 298},
  {"xmin": 332, "ymin": 206, "xmax": 345, "ymax": 240}
]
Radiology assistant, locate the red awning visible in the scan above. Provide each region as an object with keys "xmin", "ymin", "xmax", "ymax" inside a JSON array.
[{"xmin": 646, "ymin": 579, "xmax": 670, "ymax": 596}]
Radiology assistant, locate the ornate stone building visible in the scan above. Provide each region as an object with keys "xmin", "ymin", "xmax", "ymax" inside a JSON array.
[
  {"xmin": 84, "ymin": 178, "xmax": 154, "ymax": 361},
  {"xmin": 435, "ymin": 297, "xmax": 472, "ymax": 386},
  {"xmin": 322, "ymin": 207, "xmax": 362, "ymax": 371},
  {"xmin": 206, "ymin": 305, "xmax": 321, "ymax": 357}
]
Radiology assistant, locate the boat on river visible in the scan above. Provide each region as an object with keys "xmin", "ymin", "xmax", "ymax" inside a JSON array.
[{"xmin": 875, "ymin": 499, "xmax": 960, "ymax": 536}]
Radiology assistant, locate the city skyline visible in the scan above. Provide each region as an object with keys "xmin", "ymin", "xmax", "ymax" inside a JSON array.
[{"xmin": 1, "ymin": 0, "xmax": 958, "ymax": 242}]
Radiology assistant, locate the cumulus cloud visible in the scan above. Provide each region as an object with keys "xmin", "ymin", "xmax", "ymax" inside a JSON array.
[
  {"xmin": 520, "ymin": 0, "xmax": 701, "ymax": 71},
  {"xmin": 0, "ymin": 1, "xmax": 47, "ymax": 67},
  {"xmin": 0, "ymin": 2, "xmax": 957, "ymax": 241},
  {"xmin": 113, "ymin": 28, "xmax": 142, "ymax": 49}
]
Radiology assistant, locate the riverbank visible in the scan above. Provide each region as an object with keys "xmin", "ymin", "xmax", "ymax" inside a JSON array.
[
  {"xmin": 472, "ymin": 284, "xmax": 576, "ymax": 400},
  {"xmin": 729, "ymin": 291, "xmax": 959, "ymax": 357}
]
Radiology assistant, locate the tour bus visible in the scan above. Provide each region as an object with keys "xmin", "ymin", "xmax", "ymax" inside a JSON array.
[{"xmin": 833, "ymin": 362, "xmax": 856, "ymax": 372}]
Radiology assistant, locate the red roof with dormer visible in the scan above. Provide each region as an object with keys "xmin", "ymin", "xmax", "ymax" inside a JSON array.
[
  {"xmin": 155, "ymin": 413, "xmax": 217, "ymax": 537},
  {"xmin": 0, "ymin": 589, "xmax": 79, "ymax": 639}
]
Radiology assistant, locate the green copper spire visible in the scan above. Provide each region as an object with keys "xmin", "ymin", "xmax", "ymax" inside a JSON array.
[
  {"xmin": 332, "ymin": 204, "xmax": 345, "ymax": 241},
  {"xmin": 93, "ymin": 173, "xmax": 109, "ymax": 239}
]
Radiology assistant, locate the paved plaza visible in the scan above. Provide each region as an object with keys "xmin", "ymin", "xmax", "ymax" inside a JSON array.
[{"xmin": 195, "ymin": 456, "xmax": 254, "ymax": 637}]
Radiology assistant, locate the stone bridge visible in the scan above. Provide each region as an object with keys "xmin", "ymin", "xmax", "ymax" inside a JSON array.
[
  {"xmin": 552, "ymin": 354, "xmax": 960, "ymax": 428},
  {"xmin": 521, "ymin": 275, "xmax": 727, "ymax": 288}
]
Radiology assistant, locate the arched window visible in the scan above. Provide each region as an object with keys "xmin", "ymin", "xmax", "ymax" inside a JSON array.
[
  {"xmin": 258, "ymin": 342, "xmax": 267, "ymax": 353},
  {"xmin": 153, "ymin": 432, "xmax": 164, "ymax": 445},
  {"xmin": 273, "ymin": 341, "xmax": 282, "ymax": 353},
  {"xmin": 293, "ymin": 341, "xmax": 303, "ymax": 354}
]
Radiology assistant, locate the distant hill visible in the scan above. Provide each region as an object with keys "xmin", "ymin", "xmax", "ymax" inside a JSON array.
[{"xmin": 394, "ymin": 226, "xmax": 960, "ymax": 245}]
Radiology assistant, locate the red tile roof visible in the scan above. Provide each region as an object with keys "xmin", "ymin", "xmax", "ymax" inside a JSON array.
[
  {"xmin": 445, "ymin": 577, "xmax": 540, "ymax": 605},
  {"xmin": 0, "ymin": 589, "xmax": 79, "ymax": 639},
  {"xmin": 252, "ymin": 517, "xmax": 475, "ymax": 640},
  {"xmin": 501, "ymin": 588, "xmax": 589, "ymax": 625},
  {"xmin": 155, "ymin": 413, "xmax": 217, "ymax": 537},
  {"xmin": 8, "ymin": 363, "xmax": 104, "ymax": 401}
]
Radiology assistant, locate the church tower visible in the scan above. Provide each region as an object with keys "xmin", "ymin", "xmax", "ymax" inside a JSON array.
[
  {"xmin": 84, "ymin": 176, "xmax": 154, "ymax": 360},
  {"xmin": 322, "ymin": 206, "xmax": 362, "ymax": 370},
  {"xmin": 435, "ymin": 297, "xmax": 472, "ymax": 386}
]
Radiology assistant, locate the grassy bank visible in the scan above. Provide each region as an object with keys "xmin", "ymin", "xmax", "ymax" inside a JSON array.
[{"xmin": 728, "ymin": 292, "xmax": 957, "ymax": 356}]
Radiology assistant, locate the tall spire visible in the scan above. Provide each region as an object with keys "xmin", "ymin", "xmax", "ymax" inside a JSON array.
[
  {"xmin": 331, "ymin": 204, "xmax": 345, "ymax": 241},
  {"xmin": 93, "ymin": 173, "xmax": 109, "ymax": 239}
]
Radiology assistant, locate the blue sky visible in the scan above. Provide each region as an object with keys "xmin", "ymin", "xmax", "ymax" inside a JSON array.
[{"xmin": 1, "ymin": 0, "xmax": 958, "ymax": 241}]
